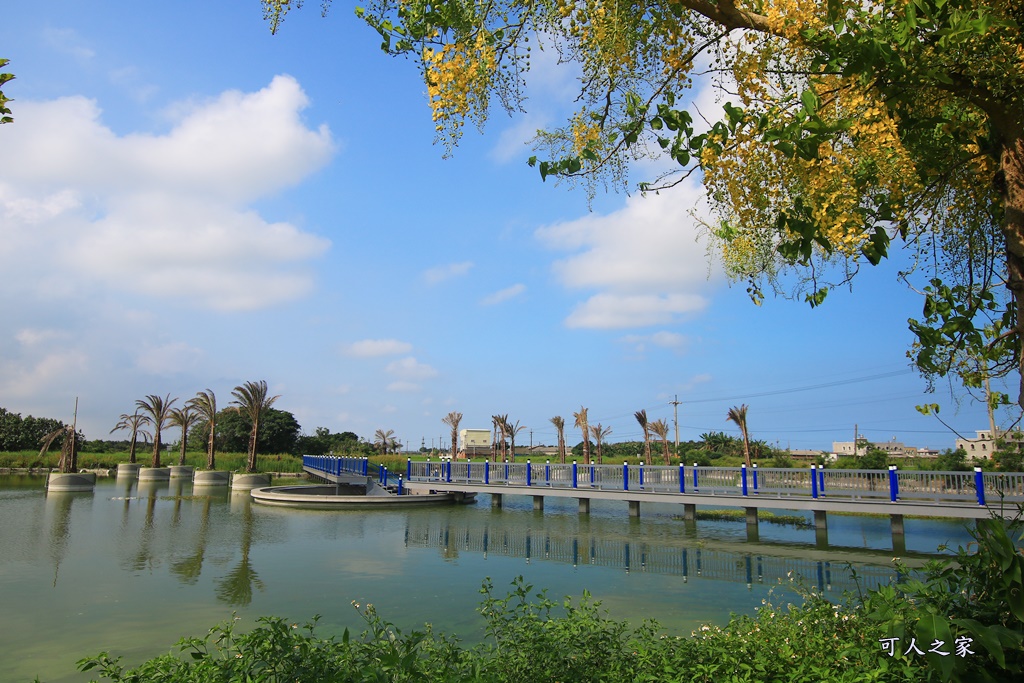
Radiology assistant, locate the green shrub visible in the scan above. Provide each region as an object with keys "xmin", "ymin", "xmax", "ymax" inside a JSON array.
[{"xmin": 76, "ymin": 514, "xmax": 1024, "ymax": 683}]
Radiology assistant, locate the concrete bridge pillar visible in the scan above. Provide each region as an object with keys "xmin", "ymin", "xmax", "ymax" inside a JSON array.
[
  {"xmin": 890, "ymin": 514, "xmax": 906, "ymax": 553},
  {"xmin": 578, "ymin": 498, "xmax": 591, "ymax": 515},
  {"xmin": 745, "ymin": 507, "xmax": 759, "ymax": 542},
  {"xmin": 814, "ymin": 510, "xmax": 828, "ymax": 547},
  {"xmin": 491, "ymin": 493, "xmax": 503, "ymax": 509},
  {"xmin": 683, "ymin": 503, "xmax": 696, "ymax": 521},
  {"xmin": 628, "ymin": 500, "xmax": 640, "ymax": 517},
  {"xmin": 533, "ymin": 495, "xmax": 544, "ymax": 512}
]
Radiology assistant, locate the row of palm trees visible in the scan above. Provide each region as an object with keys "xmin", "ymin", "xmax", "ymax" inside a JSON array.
[
  {"xmin": 109, "ymin": 381, "xmax": 278, "ymax": 473},
  {"xmin": 436, "ymin": 403, "xmax": 753, "ymax": 468}
]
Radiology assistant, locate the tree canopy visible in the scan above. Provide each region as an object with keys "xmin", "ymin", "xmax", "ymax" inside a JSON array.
[
  {"xmin": 264, "ymin": 0, "xmax": 1024, "ymax": 410},
  {"xmin": 0, "ymin": 59, "xmax": 12, "ymax": 125},
  {"xmin": 211, "ymin": 407, "xmax": 299, "ymax": 456}
]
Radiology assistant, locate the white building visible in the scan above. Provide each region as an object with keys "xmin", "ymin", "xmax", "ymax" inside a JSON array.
[
  {"xmin": 954, "ymin": 430, "xmax": 1024, "ymax": 460},
  {"xmin": 459, "ymin": 429, "xmax": 492, "ymax": 458}
]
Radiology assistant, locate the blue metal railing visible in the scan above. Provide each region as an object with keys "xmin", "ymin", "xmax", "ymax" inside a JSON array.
[{"xmin": 302, "ymin": 457, "xmax": 1024, "ymax": 507}]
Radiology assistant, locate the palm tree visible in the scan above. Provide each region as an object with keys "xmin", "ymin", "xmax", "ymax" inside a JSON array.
[
  {"xmin": 230, "ymin": 381, "xmax": 279, "ymax": 473},
  {"xmin": 136, "ymin": 393, "xmax": 178, "ymax": 468},
  {"xmin": 110, "ymin": 411, "xmax": 151, "ymax": 464},
  {"xmin": 187, "ymin": 389, "xmax": 218, "ymax": 470},
  {"xmin": 374, "ymin": 428, "xmax": 395, "ymax": 455},
  {"xmin": 635, "ymin": 409, "xmax": 652, "ymax": 464},
  {"xmin": 573, "ymin": 407, "xmax": 590, "ymax": 463},
  {"xmin": 39, "ymin": 424, "xmax": 79, "ymax": 473},
  {"xmin": 590, "ymin": 423, "xmax": 612, "ymax": 464},
  {"xmin": 442, "ymin": 411, "xmax": 463, "ymax": 459},
  {"xmin": 502, "ymin": 417, "xmax": 525, "ymax": 462},
  {"xmin": 550, "ymin": 416, "xmax": 566, "ymax": 463},
  {"xmin": 649, "ymin": 418, "xmax": 671, "ymax": 465},
  {"xmin": 726, "ymin": 404, "xmax": 752, "ymax": 468},
  {"xmin": 492, "ymin": 414, "xmax": 508, "ymax": 461},
  {"xmin": 169, "ymin": 404, "xmax": 200, "ymax": 466}
]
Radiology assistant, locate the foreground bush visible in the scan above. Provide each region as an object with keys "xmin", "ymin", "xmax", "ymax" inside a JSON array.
[{"xmin": 78, "ymin": 515, "xmax": 1023, "ymax": 683}]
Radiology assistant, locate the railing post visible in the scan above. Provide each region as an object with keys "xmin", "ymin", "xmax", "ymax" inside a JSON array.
[
  {"xmin": 381, "ymin": 465, "xmax": 387, "ymax": 485},
  {"xmin": 572, "ymin": 461, "xmax": 578, "ymax": 489},
  {"xmin": 407, "ymin": 458, "xmax": 412, "ymax": 479},
  {"xmin": 639, "ymin": 463, "xmax": 644, "ymax": 489},
  {"xmin": 545, "ymin": 460, "xmax": 550, "ymax": 486},
  {"xmin": 623, "ymin": 462, "xmax": 629, "ymax": 491},
  {"xmin": 397, "ymin": 475, "xmax": 403, "ymax": 495},
  {"xmin": 974, "ymin": 467, "xmax": 986, "ymax": 506},
  {"xmin": 504, "ymin": 459, "xmax": 509, "ymax": 483},
  {"xmin": 446, "ymin": 458, "xmax": 452, "ymax": 483},
  {"xmin": 811, "ymin": 464, "xmax": 819, "ymax": 499},
  {"xmin": 752, "ymin": 463, "xmax": 758, "ymax": 493},
  {"xmin": 526, "ymin": 460, "xmax": 532, "ymax": 487},
  {"xmin": 693, "ymin": 463, "xmax": 699, "ymax": 491},
  {"xmin": 679, "ymin": 463, "xmax": 685, "ymax": 493},
  {"xmin": 741, "ymin": 464, "xmax": 748, "ymax": 496},
  {"xmin": 888, "ymin": 465, "xmax": 898, "ymax": 502},
  {"xmin": 363, "ymin": 457, "xmax": 368, "ymax": 476},
  {"xmin": 467, "ymin": 460, "xmax": 471, "ymax": 483},
  {"xmin": 590, "ymin": 462, "xmax": 595, "ymax": 486},
  {"xmin": 484, "ymin": 459, "xmax": 490, "ymax": 485},
  {"xmin": 818, "ymin": 465, "xmax": 825, "ymax": 497}
]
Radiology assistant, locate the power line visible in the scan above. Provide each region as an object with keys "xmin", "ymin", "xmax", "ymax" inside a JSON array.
[{"xmin": 677, "ymin": 369, "xmax": 914, "ymax": 404}]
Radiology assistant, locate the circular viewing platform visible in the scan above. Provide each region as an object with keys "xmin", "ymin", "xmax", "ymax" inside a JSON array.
[{"xmin": 250, "ymin": 483, "xmax": 476, "ymax": 510}]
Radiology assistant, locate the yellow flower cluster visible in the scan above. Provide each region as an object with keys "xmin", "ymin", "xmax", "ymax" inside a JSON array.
[
  {"xmin": 762, "ymin": 0, "xmax": 828, "ymax": 40},
  {"xmin": 703, "ymin": 67, "xmax": 928, "ymax": 278},
  {"xmin": 422, "ymin": 31, "xmax": 497, "ymax": 139},
  {"xmin": 570, "ymin": 111, "xmax": 603, "ymax": 157}
]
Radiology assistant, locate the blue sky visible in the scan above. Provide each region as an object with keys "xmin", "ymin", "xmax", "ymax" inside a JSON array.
[{"xmin": 0, "ymin": 2, "xmax": 1010, "ymax": 453}]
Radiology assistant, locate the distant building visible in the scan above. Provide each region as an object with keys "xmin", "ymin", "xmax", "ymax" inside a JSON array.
[
  {"xmin": 955, "ymin": 430, "xmax": 1024, "ymax": 460},
  {"xmin": 459, "ymin": 429, "xmax": 492, "ymax": 458},
  {"xmin": 832, "ymin": 438, "xmax": 917, "ymax": 458},
  {"xmin": 788, "ymin": 449, "xmax": 825, "ymax": 460}
]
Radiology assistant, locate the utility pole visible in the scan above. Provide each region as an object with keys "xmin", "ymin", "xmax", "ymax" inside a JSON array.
[
  {"xmin": 854, "ymin": 423, "xmax": 859, "ymax": 457},
  {"xmin": 670, "ymin": 395, "xmax": 681, "ymax": 450}
]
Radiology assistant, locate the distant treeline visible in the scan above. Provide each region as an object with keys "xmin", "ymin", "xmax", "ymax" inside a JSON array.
[
  {"xmin": 0, "ymin": 407, "xmax": 76, "ymax": 451},
  {"xmin": 0, "ymin": 404, "xmax": 376, "ymax": 457}
]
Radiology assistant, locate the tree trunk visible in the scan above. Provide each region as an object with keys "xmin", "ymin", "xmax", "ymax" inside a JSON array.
[
  {"xmin": 207, "ymin": 423, "xmax": 216, "ymax": 470},
  {"xmin": 151, "ymin": 431, "xmax": 161, "ymax": 469},
  {"xmin": 247, "ymin": 421, "xmax": 258, "ymax": 473},
  {"xmin": 1000, "ymin": 127, "xmax": 1024, "ymax": 408}
]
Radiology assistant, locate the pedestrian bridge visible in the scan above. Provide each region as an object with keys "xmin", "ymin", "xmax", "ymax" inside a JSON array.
[{"xmin": 303, "ymin": 456, "xmax": 1024, "ymax": 550}]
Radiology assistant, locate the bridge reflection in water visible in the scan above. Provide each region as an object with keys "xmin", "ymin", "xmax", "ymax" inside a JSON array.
[{"xmin": 403, "ymin": 516, "xmax": 922, "ymax": 596}]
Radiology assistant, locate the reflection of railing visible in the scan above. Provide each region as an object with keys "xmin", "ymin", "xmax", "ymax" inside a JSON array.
[
  {"xmin": 303, "ymin": 457, "xmax": 1024, "ymax": 508},
  {"xmin": 404, "ymin": 518, "xmax": 902, "ymax": 595}
]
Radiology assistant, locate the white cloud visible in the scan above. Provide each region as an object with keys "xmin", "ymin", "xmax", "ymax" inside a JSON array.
[
  {"xmin": 387, "ymin": 381, "xmax": 421, "ymax": 393},
  {"xmin": 344, "ymin": 339, "xmax": 413, "ymax": 357},
  {"xmin": 385, "ymin": 356, "xmax": 438, "ymax": 380},
  {"xmin": 423, "ymin": 261, "xmax": 473, "ymax": 284},
  {"xmin": 0, "ymin": 76, "xmax": 334, "ymax": 311},
  {"xmin": 537, "ymin": 185, "xmax": 722, "ymax": 329},
  {"xmin": 481, "ymin": 283, "xmax": 526, "ymax": 306},
  {"xmin": 15, "ymin": 328, "xmax": 68, "ymax": 347},
  {"xmin": 0, "ymin": 348, "xmax": 89, "ymax": 399},
  {"xmin": 566, "ymin": 293, "xmax": 706, "ymax": 329},
  {"xmin": 43, "ymin": 27, "xmax": 96, "ymax": 61},
  {"xmin": 620, "ymin": 331, "xmax": 688, "ymax": 353},
  {"xmin": 490, "ymin": 114, "xmax": 549, "ymax": 164},
  {"xmin": 134, "ymin": 342, "xmax": 204, "ymax": 375}
]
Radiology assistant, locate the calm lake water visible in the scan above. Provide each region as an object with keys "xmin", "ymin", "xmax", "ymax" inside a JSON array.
[{"xmin": 0, "ymin": 474, "xmax": 977, "ymax": 683}]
